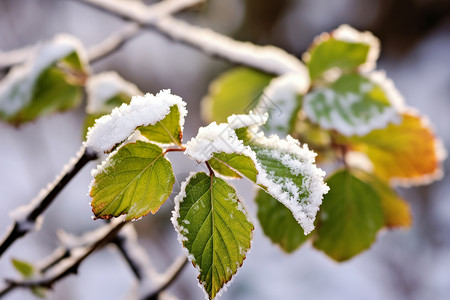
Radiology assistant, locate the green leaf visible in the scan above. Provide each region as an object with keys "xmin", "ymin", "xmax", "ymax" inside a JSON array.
[
  {"xmin": 139, "ymin": 105, "xmax": 183, "ymax": 146},
  {"xmin": 201, "ymin": 67, "xmax": 274, "ymax": 123},
  {"xmin": 12, "ymin": 258, "xmax": 34, "ymax": 278},
  {"xmin": 313, "ymin": 169, "xmax": 384, "ymax": 261},
  {"xmin": 90, "ymin": 140, "xmax": 175, "ymax": 220},
  {"xmin": 173, "ymin": 172, "xmax": 253, "ymax": 299},
  {"xmin": 304, "ymin": 73, "xmax": 398, "ymax": 136},
  {"xmin": 304, "ymin": 25, "xmax": 379, "ymax": 80},
  {"xmin": 0, "ymin": 36, "xmax": 87, "ymax": 125},
  {"xmin": 31, "ymin": 287, "xmax": 47, "ymax": 298},
  {"xmin": 208, "ymin": 152, "xmax": 258, "ymax": 182},
  {"xmin": 255, "ymin": 190, "xmax": 308, "ymax": 253}
]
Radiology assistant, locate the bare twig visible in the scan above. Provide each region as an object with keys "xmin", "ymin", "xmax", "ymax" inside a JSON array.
[
  {"xmin": 141, "ymin": 256, "xmax": 188, "ymax": 300},
  {"xmin": 0, "ymin": 219, "xmax": 126, "ymax": 297},
  {"xmin": 0, "ymin": 146, "xmax": 97, "ymax": 259},
  {"xmin": 0, "ymin": 0, "xmax": 205, "ymax": 70},
  {"xmin": 78, "ymin": 0, "xmax": 306, "ymax": 76}
]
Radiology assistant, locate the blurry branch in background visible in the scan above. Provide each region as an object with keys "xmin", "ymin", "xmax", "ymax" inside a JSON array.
[
  {"xmin": 0, "ymin": 0, "xmax": 206, "ymax": 260},
  {"xmin": 0, "ymin": 222, "xmax": 187, "ymax": 300},
  {"xmin": 0, "ymin": 0, "xmax": 206, "ymax": 71},
  {"xmin": 77, "ymin": 0, "xmax": 306, "ymax": 76},
  {"xmin": 0, "ymin": 146, "xmax": 98, "ymax": 259},
  {"xmin": 0, "ymin": 219, "xmax": 126, "ymax": 298},
  {"xmin": 113, "ymin": 225, "xmax": 188, "ymax": 300}
]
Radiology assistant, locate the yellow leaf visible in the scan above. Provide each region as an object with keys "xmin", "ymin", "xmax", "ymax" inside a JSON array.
[{"xmin": 343, "ymin": 111, "xmax": 445, "ymax": 186}]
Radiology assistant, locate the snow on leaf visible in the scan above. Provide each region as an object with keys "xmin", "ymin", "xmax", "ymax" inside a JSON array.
[
  {"xmin": 247, "ymin": 134, "xmax": 329, "ymax": 234},
  {"xmin": 340, "ymin": 110, "xmax": 446, "ymax": 186},
  {"xmin": 84, "ymin": 89, "xmax": 187, "ymax": 153},
  {"xmin": 83, "ymin": 71, "xmax": 142, "ymax": 137},
  {"xmin": 90, "ymin": 140, "xmax": 175, "ymax": 220},
  {"xmin": 201, "ymin": 67, "xmax": 274, "ymax": 124},
  {"xmin": 252, "ymin": 73, "xmax": 309, "ymax": 136},
  {"xmin": 304, "ymin": 72, "xmax": 402, "ymax": 136},
  {"xmin": 313, "ymin": 169, "xmax": 384, "ymax": 261},
  {"xmin": 171, "ymin": 172, "xmax": 253, "ymax": 300},
  {"xmin": 86, "ymin": 71, "xmax": 141, "ymax": 114},
  {"xmin": 255, "ymin": 190, "xmax": 308, "ymax": 253},
  {"xmin": 303, "ymin": 24, "xmax": 380, "ymax": 80},
  {"xmin": 139, "ymin": 105, "xmax": 184, "ymax": 146},
  {"xmin": 0, "ymin": 34, "xmax": 88, "ymax": 125}
]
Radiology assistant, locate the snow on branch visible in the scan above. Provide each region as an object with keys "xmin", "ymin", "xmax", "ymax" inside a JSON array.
[
  {"xmin": 80, "ymin": 0, "xmax": 307, "ymax": 76},
  {"xmin": 0, "ymin": 146, "xmax": 98, "ymax": 258}
]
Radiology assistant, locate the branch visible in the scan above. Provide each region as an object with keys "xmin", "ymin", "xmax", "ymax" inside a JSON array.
[
  {"xmin": 0, "ymin": 146, "xmax": 98, "ymax": 259},
  {"xmin": 141, "ymin": 256, "xmax": 188, "ymax": 300},
  {"xmin": 112, "ymin": 225, "xmax": 188, "ymax": 300},
  {"xmin": 78, "ymin": 0, "xmax": 306, "ymax": 76},
  {"xmin": 0, "ymin": 0, "xmax": 204, "ymax": 70},
  {"xmin": 0, "ymin": 219, "xmax": 126, "ymax": 297}
]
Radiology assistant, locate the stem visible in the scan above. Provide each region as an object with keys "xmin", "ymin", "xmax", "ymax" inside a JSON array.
[
  {"xmin": 0, "ymin": 146, "xmax": 97, "ymax": 259},
  {"xmin": 205, "ymin": 161, "xmax": 215, "ymax": 177},
  {"xmin": 164, "ymin": 145, "xmax": 186, "ymax": 154}
]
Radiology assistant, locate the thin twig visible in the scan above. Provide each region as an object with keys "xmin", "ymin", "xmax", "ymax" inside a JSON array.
[
  {"xmin": 77, "ymin": 0, "xmax": 306, "ymax": 76},
  {"xmin": 0, "ymin": 146, "xmax": 98, "ymax": 259},
  {"xmin": 141, "ymin": 256, "xmax": 188, "ymax": 300},
  {"xmin": 0, "ymin": 219, "xmax": 126, "ymax": 297}
]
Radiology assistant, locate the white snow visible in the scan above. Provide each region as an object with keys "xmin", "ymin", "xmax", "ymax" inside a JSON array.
[
  {"xmin": 86, "ymin": 71, "xmax": 142, "ymax": 114},
  {"xmin": 253, "ymin": 73, "xmax": 310, "ymax": 136},
  {"xmin": 184, "ymin": 122, "xmax": 251, "ymax": 162},
  {"xmin": 248, "ymin": 134, "xmax": 329, "ymax": 234},
  {"xmin": 0, "ymin": 34, "xmax": 87, "ymax": 116},
  {"xmin": 84, "ymin": 89, "xmax": 187, "ymax": 153}
]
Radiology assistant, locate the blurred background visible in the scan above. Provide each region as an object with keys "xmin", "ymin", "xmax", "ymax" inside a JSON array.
[{"xmin": 0, "ymin": 0, "xmax": 449, "ymax": 299}]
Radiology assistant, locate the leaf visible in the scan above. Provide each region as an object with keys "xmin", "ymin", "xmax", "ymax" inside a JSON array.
[
  {"xmin": 83, "ymin": 71, "xmax": 141, "ymax": 137},
  {"xmin": 304, "ymin": 25, "xmax": 379, "ymax": 80},
  {"xmin": 84, "ymin": 90, "xmax": 187, "ymax": 153},
  {"xmin": 201, "ymin": 67, "xmax": 274, "ymax": 123},
  {"xmin": 252, "ymin": 73, "xmax": 307, "ymax": 136},
  {"xmin": 139, "ymin": 105, "xmax": 183, "ymax": 146},
  {"xmin": 255, "ymin": 190, "xmax": 308, "ymax": 253},
  {"xmin": 341, "ymin": 111, "xmax": 445, "ymax": 186},
  {"xmin": 12, "ymin": 258, "xmax": 34, "ymax": 278},
  {"xmin": 0, "ymin": 35, "xmax": 87, "ymax": 125},
  {"xmin": 208, "ymin": 152, "xmax": 258, "ymax": 182},
  {"xmin": 313, "ymin": 169, "xmax": 384, "ymax": 261},
  {"xmin": 172, "ymin": 172, "xmax": 253, "ymax": 300},
  {"xmin": 90, "ymin": 140, "xmax": 175, "ymax": 220},
  {"xmin": 304, "ymin": 73, "xmax": 400, "ymax": 136}
]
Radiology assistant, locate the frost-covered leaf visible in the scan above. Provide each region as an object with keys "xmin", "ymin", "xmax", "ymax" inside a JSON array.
[
  {"xmin": 208, "ymin": 152, "xmax": 258, "ymax": 182},
  {"xmin": 139, "ymin": 105, "xmax": 183, "ymax": 146},
  {"xmin": 313, "ymin": 169, "xmax": 384, "ymax": 261},
  {"xmin": 83, "ymin": 71, "xmax": 141, "ymax": 137},
  {"xmin": 85, "ymin": 90, "xmax": 187, "ymax": 153},
  {"xmin": 90, "ymin": 140, "xmax": 175, "ymax": 220},
  {"xmin": 201, "ymin": 67, "xmax": 274, "ymax": 123},
  {"xmin": 303, "ymin": 25, "xmax": 379, "ymax": 80},
  {"xmin": 185, "ymin": 113, "xmax": 329, "ymax": 234},
  {"xmin": 252, "ymin": 73, "xmax": 309, "ymax": 136},
  {"xmin": 304, "ymin": 72, "xmax": 402, "ymax": 136},
  {"xmin": 172, "ymin": 172, "xmax": 253, "ymax": 300},
  {"xmin": 12, "ymin": 258, "xmax": 34, "ymax": 278},
  {"xmin": 255, "ymin": 190, "xmax": 308, "ymax": 253},
  {"xmin": 0, "ymin": 35, "xmax": 87, "ymax": 125},
  {"xmin": 342, "ymin": 111, "xmax": 445, "ymax": 186}
]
